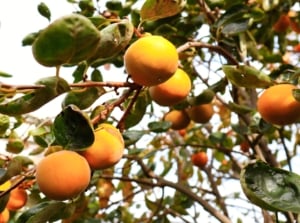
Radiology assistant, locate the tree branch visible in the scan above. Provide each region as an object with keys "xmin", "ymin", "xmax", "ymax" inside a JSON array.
[{"xmin": 177, "ymin": 41, "xmax": 239, "ymax": 65}]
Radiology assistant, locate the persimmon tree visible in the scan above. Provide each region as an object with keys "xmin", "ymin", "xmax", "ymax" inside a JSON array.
[{"xmin": 0, "ymin": 0, "xmax": 300, "ymax": 222}]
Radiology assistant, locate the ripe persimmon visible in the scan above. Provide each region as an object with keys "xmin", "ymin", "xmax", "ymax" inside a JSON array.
[
  {"xmin": 80, "ymin": 123, "xmax": 125, "ymax": 170},
  {"xmin": 163, "ymin": 110, "xmax": 190, "ymax": 130},
  {"xmin": 191, "ymin": 151, "xmax": 208, "ymax": 168},
  {"xmin": 36, "ymin": 150, "xmax": 91, "ymax": 200},
  {"xmin": 273, "ymin": 14, "xmax": 290, "ymax": 33},
  {"xmin": 240, "ymin": 141, "xmax": 250, "ymax": 153},
  {"xmin": 257, "ymin": 84, "xmax": 300, "ymax": 125},
  {"xmin": 6, "ymin": 187, "xmax": 27, "ymax": 211},
  {"xmin": 186, "ymin": 103, "xmax": 214, "ymax": 124},
  {"xmin": 0, "ymin": 208, "xmax": 9, "ymax": 223},
  {"xmin": 124, "ymin": 35, "xmax": 178, "ymax": 86},
  {"xmin": 149, "ymin": 68, "xmax": 191, "ymax": 106}
]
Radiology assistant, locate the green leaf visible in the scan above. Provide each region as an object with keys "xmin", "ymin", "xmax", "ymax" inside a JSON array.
[
  {"xmin": 106, "ymin": 0, "xmax": 123, "ymax": 11},
  {"xmin": 0, "ymin": 71, "xmax": 12, "ymax": 78},
  {"xmin": 221, "ymin": 19, "xmax": 250, "ymax": 35},
  {"xmin": 293, "ymin": 89, "xmax": 300, "ymax": 102},
  {"xmin": 53, "ymin": 105, "xmax": 94, "ymax": 150},
  {"xmin": 227, "ymin": 101, "xmax": 254, "ymax": 114},
  {"xmin": 140, "ymin": 0, "xmax": 186, "ymax": 22},
  {"xmin": 91, "ymin": 69, "xmax": 103, "ymax": 82},
  {"xmin": 0, "ymin": 156, "xmax": 33, "ymax": 184},
  {"xmin": 89, "ymin": 19, "xmax": 134, "ymax": 66},
  {"xmin": 62, "ymin": 86, "xmax": 105, "ymax": 110},
  {"xmin": 37, "ymin": 2, "xmax": 51, "ymax": 21},
  {"xmin": 30, "ymin": 126, "xmax": 53, "ymax": 148},
  {"xmin": 0, "ymin": 114, "xmax": 10, "ymax": 135},
  {"xmin": 122, "ymin": 130, "xmax": 146, "ymax": 146},
  {"xmin": 222, "ymin": 65, "xmax": 273, "ymax": 88},
  {"xmin": 240, "ymin": 161, "xmax": 300, "ymax": 213},
  {"xmin": 22, "ymin": 32, "xmax": 40, "ymax": 46},
  {"xmin": 72, "ymin": 62, "xmax": 88, "ymax": 83},
  {"xmin": 148, "ymin": 121, "xmax": 171, "ymax": 133},
  {"xmin": 124, "ymin": 91, "xmax": 150, "ymax": 129},
  {"xmin": 16, "ymin": 201, "xmax": 75, "ymax": 223},
  {"xmin": 145, "ymin": 196, "xmax": 157, "ymax": 211},
  {"xmin": 0, "ymin": 76, "xmax": 70, "ymax": 116},
  {"xmin": 32, "ymin": 14, "xmax": 101, "ymax": 67}
]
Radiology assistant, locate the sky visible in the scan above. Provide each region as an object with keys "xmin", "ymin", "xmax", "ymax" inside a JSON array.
[
  {"xmin": 0, "ymin": 0, "xmax": 125, "ymax": 117},
  {"xmin": 0, "ymin": 1, "xmax": 75, "ymax": 82}
]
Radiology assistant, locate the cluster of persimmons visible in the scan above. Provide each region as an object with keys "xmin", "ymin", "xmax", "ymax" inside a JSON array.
[
  {"xmin": 0, "ymin": 180, "xmax": 28, "ymax": 222},
  {"xmin": 5, "ymin": 29, "xmax": 300, "ymax": 221},
  {"xmin": 124, "ymin": 34, "xmax": 214, "ymax": 168},
  {"xmin": 32, "ymin": 34, "xmax": 215, "ymax": 205}
]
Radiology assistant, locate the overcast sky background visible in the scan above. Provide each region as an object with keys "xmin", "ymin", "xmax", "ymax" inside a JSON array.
[{"xmin": 0, "ymin": 1, "xmax": 76, "ymax": 82}]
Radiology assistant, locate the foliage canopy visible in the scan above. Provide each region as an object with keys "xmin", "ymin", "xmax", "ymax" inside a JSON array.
[{"xmin": 1, "ymin": 0, "xmax": 300, "ymax": 222}]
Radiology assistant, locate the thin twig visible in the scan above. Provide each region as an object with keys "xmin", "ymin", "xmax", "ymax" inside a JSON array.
[
  {"xmin": 117, "ymin": 86, "xmax": 143, "ymax": 131},
  {"xmin": 177, "ymin": 41, "xmax": 239, "ymax": 65}
]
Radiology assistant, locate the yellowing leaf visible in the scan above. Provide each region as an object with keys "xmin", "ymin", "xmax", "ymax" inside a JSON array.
[
  {"xmin": 140, "ymin": 0, "xmax": 186, "ymax": 22},
  {"xmin": 223, "ymin": 65, "xmax": 273, "ymax": 88}
]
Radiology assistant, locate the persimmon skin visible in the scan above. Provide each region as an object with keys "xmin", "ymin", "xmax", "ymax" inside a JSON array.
[
  {"xmin": 6, "ymin": 187, "xmax": 27, "ymax": 211},
  {"xmin": 163, "ymin": 110, "xmax": 190, "ymax": 130},
  {"xmin": 257, "ymin": 84, "xmax": 300, "ymax": 125},
  {"xmin": 0, "ymin": 208, "xmax": 9, "ymax": 223},
  {"xmin": 149, "ymin": 68, "xmax": 191, "ymax": 106},
  {"xmin": 191, "ymin": 151, "xmax": 208, "ymax": 168},
  {"xmin": 124, "ymin": 35, "xmax": 178, "ymax": 86},
  {"xmin": 273, "ymin": 14, "xmax": 290, "ymax": 33},
  {"xmin": 186, "ymin": 103, "xmax": 214, "ymax": 124},
  {"xmin": 80, "ymin": 123, "xmax": 125, "ymax": 170},
  {"xmin": 36, "ymin": 150, "xmax": 91, "ymax": 201},
  {"xmin": 240, "ymin": 141, "xmax": 250, "ymax": 153}
]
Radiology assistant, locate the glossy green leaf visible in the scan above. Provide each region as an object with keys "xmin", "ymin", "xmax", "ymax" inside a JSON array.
[
  {"xmin": 91, "ymin": 69, "xmax": 103, "ymax": 81},
  {"xmin": 30, "ymin": 126, "xmax": 53, "ymax": 148},
  {"xmin": 0, "ymin": 76, "xmax": 70, "ymax": 116},
  {"xmin": 72, "ymin": 62, "xmax": 88, "ymax": 83},
  {"xmin": 16, "ymin": 201, "xmax": 75, "ymax": 223},
  {"xmin": 62, "ymin": 86, "xmax": 105, "ymax": 110},
  {"xmin": 89, "ymin": 19, "xmax": 134, "ymax": 66},
  {"xmin": 148, "ymin": 121, "xmax": 171, "ymax": 133},
  {"xmin": 37, "ymin": 2, "xmax": 51, "ymax": 21},
  {"xmin": 122, "ymin": 130, "xmax": 146, "ymax": 146},
  {"xmin": 0, "ymin": 156, "xmax": 33, "ymax": 184},
  {"xmin": 124, "ymin": 91, "xmax": 150, "ymax": 129},
  {"xmin": 140, "ymin": 0, "xmax": 186, "ymax": 21},
  {"xmin": 241, "ymin": 161, "xmax": 300, "ymax": 213},
  {"xmin": 53, "ymin": 105, "xmax": 94, "ymax": 150},
  {"xmin": 32, "ymin": 14, "xmax": 101, "ymax": 67},
  {"xmin": 223, "ymin": 65, "xmax": 273, "ymax": 88}
]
